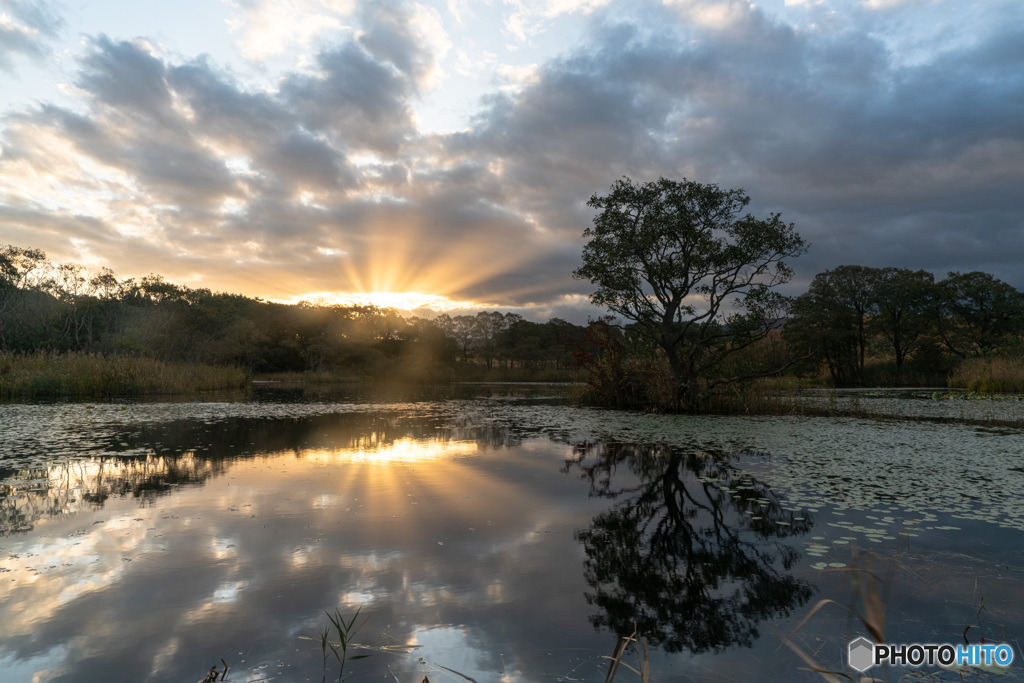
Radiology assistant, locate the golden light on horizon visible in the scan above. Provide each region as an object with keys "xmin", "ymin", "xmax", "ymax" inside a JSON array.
[
  {"xmin": 286, "ymin": 205, "xmax": 556, "ymax": 314},
  {"xmin": 278, "ymin": 290, "xmax": 489, "ymax": 312}
]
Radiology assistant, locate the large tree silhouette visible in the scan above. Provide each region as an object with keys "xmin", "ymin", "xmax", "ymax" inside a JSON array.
[{"xmin": 573, "ymin": 178, "xmax": 807, "ymax": 408}]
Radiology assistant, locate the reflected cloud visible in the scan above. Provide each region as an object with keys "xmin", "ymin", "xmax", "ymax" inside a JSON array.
[
  {"xmin": 0, "ymin": 408, "xmax": 573, "ymax": 681},
  {"xmin": 0, "ymin": 403, "xmax": 831, "ymax": 682}
]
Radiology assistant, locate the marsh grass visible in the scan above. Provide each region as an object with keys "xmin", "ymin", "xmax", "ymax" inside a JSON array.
[
  {"xmin": 949, "ymin": 356, "xmax": 1024, "ymax": 393},
  {"xmin": 603, "ymin": 624, "xmax": 650, "ymax": 683},
  {"xmin": 254, "ymin": 369, "xmax": 361, "ymax": 384},
  {"xmin": 782, "ymin": 549, "xmax": 892, "ymax": 682},
  {"xmin": 198, "ymin": 659, "xmax": 229, "ymax": 682},
  {"xmin": 255, "ymin": 364, "xmax": 582, "ymax": 385},
  {"xmin": 0, "ymin": 351, "xmax": 247, "ymax": 399},
  {"xmin": 782, "ymin": 549, "xmax": 1019, "ymax": 682},
  {"xmin": 698, "ymin": 378, "xmax": 815, "ymax": 415}
]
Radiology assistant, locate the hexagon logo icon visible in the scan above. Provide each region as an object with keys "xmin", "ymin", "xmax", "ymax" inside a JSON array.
[{"xmin": 848, "ymin": 637, "xmax": 874, "ymax": 672}]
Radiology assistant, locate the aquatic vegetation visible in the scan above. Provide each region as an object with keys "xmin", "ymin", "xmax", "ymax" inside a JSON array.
[
  {"xmin": 931, "ymin": 390, "xmax": 1024, "ymax": 401},
  {"xmin": 318, "ymin": 607, "xmax": 373, "ymax": 683},
  {"xmin": 782, "ymin": 549, "xmax": 889, "ymax": 682},
  {"xmin": 2, "ymin": 393, "xmax": 1023, "ymax": 681},
  {"xmin": 198, "ymin": 659, "xmax": 229, "ymax": 682}
]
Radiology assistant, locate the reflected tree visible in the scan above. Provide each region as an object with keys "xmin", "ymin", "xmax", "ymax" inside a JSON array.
[
  {"xmin": 567, "ymin": 443, "xmax": 813, "ymax": 653},
  {"xmin": 0, "ymin": 456, "xmax": 228, "ymax": 536}
]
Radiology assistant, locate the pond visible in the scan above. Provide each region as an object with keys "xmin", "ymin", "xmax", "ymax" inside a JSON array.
[{"xmin": 1, "ymin": 385, "xmax": 1022, "ymax": 682}]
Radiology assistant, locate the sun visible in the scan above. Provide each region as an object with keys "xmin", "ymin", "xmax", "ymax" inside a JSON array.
[{"xmin": 282, "ymin": 290, "xmax": 486, "ymax": 312}]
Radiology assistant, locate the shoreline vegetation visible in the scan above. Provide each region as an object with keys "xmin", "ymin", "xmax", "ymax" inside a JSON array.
[
  {"xmin": 0, "ymin": 350, "xmax": 586, "ymax": 400},
  {"xmin": 1, "ymin": 348, "xmax": 1022, "ymax": 407},
  {"xmin": 2, "ymin": 228, "xmax": 1023, "ymax": 407},
  {"xmin": 0, "ymin": 351, "xmax": 248, "ymax": 400}
]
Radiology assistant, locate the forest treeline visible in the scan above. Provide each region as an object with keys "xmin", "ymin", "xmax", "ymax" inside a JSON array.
[
  {"xmin": 0, "ymin": 245, "xmax": 588, "ymax": 382},
  {"xmin": 785, "ymin": 265, "xmax": 1024, "ymax": 387},
  {"xmin": 2, "ymin": 244, "xmax": 1023, "ymax": 399},
  {"xmin": 581, "ymin": 264, "xmax": 1024, "ymax": 406}
]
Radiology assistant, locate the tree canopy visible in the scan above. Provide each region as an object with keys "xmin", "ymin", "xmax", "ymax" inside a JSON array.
[
  {"xmin": 574, "ymin": 177, "xmax": 807, "ymax": 408},
  {"xmin": 786, "ymin": 265, "xmax": 1024, "ymax": 386}
]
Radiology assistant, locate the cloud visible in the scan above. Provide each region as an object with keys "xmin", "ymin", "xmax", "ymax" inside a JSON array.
[
  {"xmin": 1, "ymin": 0, "xmax": 1023, "ymax": 319},
  {"xmin": 226, "ymin": 0, "xmax": 357, "ymax": 61},
  {"xmin": 279, "ymin": 4, "xmax": 430, "ymax": 154},
  {"xmin": 503, "ymin": 0, "xmax": 613, "ymax": 43},
  {"xmin": 0, "ymin": 0, "xmax": 61, "ymax": 72},
  {"xmin": 0, "ymin": 2, "xmax": 562, "ymax": 306},
  {"xmin": 457, "ymin": 0, "xmax": 1024, "ymax": 291}
]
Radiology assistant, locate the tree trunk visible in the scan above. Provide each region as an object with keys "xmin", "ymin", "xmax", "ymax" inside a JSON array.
[{"xmin": 666, "ymin": 349, "xmax": 699, "ymax": 410}]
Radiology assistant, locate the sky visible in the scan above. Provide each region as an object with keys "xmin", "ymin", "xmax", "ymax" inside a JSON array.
[{"xmin": 0, "ymin": 0, "xmax": 1021, "ymax": 322}]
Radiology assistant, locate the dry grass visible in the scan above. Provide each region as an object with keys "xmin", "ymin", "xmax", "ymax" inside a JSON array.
[
  {"xmin": 700, "ymin": 377, "xmax": 815, "ymax": 415},
  {"xmin": 949, "ymin": 355, "xmax": 1024, "ymax": 393},
  {"xmin": 781, "ymin": 549, "xmax": 892, "ymax": 682},
  {"xmin": 0, "ymin": 351, "xmax": 248, "ymax": 399},
  {"xmin": 603, "ymin": 624, "xmax": 650, "ymax": 683}
]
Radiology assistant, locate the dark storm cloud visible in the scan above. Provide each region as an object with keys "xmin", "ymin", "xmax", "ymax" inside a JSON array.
[
  {"xmin": 0, "ymin": 0, "xmax": 61, "ymax": 71},
  {"xmin": 457, "ymin": 0, "xmax": 1024, "ymax": 295}
]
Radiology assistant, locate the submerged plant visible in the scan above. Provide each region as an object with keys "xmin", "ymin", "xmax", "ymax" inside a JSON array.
[{"xmin": 319, "ymin": 607, "xmax": 372, "ymax": 683}]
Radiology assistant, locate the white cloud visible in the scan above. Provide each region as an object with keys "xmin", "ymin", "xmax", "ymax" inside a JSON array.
[
  {"xmin": 503, "ymin": 0, "xmax": 612, "ymax": 42},
  {"xmin": 454, "ymin": 46, "xmax": 498, "ymax": 76},
  {"xmin": 226, "ymin": 0, "xmax": 357, "ymax": 60},
  {"xmin": 0, "ymin": 11, "xmax": 38, "ymax": 37},
  {"xmin": 862, "ymin": 0, "xmax": 925, "ymax": 9},
  {"xmin": 661, "ymin": 0, "xmax": 754, "ymax": 31},
  {"xmin": 0, "ymin": 0, "xmax": 62, "ymax": 71},
  {"xmin": 408, "ymin": 2, "xmax": 452, "ymax": 90},
  {"xmin": 496, "ymin": 62, "xmax": 539, "ymax": 92}
]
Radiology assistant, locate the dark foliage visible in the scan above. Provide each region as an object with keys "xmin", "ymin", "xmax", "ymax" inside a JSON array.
[{"xmin": 0, "ymin": 244, "xmax": 588, "ymax": 379}]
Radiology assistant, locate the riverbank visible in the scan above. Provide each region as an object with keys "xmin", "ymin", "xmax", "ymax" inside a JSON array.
[{"xmin": 3, "ymin": 349, "xmax": 1021, "ymax": 404}]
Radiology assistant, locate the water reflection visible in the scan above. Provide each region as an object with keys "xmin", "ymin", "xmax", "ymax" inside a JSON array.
[
  {"xmin": 0, "ymin": 412, "xmax": 517, "ymax": 537},
  {"xmin": 0, "ymin": 409, "xmax": 608, "ymax": 683},
  {"xmin": 566, "ymin": 443, "xmax": 814, "ymax": 653},
  {"xmin": 0, "ymin": 456, "xmax": 227, "ymax": 536},
  {"xmin": 0, "ymin": 405, "xmax": 828, "ymax": 682}
]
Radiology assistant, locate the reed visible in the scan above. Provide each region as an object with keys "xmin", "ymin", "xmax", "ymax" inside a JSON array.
[
  {"xmin": 949, "ymin": 355, "xmax": 1024, "ymax": 393},
  {"xmin": 781, "ymin": 549, "xmax": 891, "ymax": 682},
  {"xmin": 318, "ymin": 607, "xmax": 373, "ymax": 683},
  {"xmin": 603, "ymin": 624, "xmax": 650, "ymax": 683},
  {"xmin": 0, "ymin": 351, "xmax": 248, "ymax": 399}
]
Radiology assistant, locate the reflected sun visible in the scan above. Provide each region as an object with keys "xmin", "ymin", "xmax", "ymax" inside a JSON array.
[{"xmin": 302, "ymin": 437, "xmax": 480, "ymax": 464}]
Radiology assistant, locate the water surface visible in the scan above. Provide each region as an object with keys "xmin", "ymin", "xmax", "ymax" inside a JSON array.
[{"xmin": 1, "ymin": 387, "xmax": 1022, "ymax": 682}]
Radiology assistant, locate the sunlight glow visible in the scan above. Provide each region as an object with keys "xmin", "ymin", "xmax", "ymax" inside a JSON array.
[
  {"xmin": 302, "ymin": 437, "xmax": 479, "ymax": 464},
  {"xmin": 281, "ymin": 290, "xmax": 489, "ymax": 312}
]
